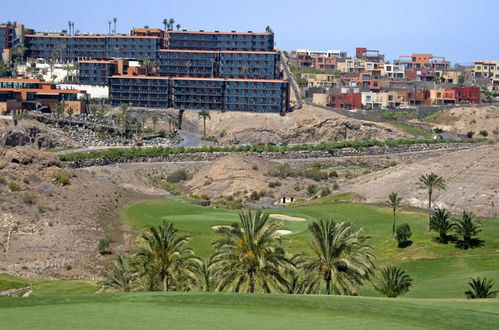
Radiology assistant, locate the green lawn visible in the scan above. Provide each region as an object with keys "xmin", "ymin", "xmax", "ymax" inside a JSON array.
[
  {"xmin": 122, "ymin": 196, "xmax": 499, "ymax": 298},
  {"xmin": 0, "ymin": 274, "xmax": 98, "ymax": 297},
  {"xmin": 0, "ymin": 292, "xmax": 498, "ymax": 330}
]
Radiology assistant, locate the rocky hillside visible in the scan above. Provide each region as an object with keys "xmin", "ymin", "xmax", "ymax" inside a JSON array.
[
  {"xmin": 182, "ymin": 104, "xmax": 410, "ymax": 145},
  {"xmin": 341, "ymin": 144, "xmax": 499, "ymax": 218}
]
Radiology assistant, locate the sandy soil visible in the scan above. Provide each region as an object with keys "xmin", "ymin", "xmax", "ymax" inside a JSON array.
[{"xmin": 269, "ymin": 214, "xmax": 306, "ymax": 222}]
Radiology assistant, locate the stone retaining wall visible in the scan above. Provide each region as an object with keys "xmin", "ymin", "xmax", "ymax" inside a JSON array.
[{"xmin": 65, "ymin": 143, "xmax": 478, "ymax": 168}]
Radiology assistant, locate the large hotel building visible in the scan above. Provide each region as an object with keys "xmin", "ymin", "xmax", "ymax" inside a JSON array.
[{"xmin": 0, "ymin": 23, "xmax": 290, "ymax": 113}]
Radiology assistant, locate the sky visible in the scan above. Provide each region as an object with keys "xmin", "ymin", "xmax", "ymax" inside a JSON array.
[{"xmin": 2, "ymin": 0, "xmax": 498, "ymax": 64}]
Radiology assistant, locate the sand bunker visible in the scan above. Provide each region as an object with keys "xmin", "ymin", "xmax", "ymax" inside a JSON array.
[
  {"xmin": 269, "ymin": 214, "xmax": 306, "ymax": 222},
  {"xmin": 211, "ymin": 225, "xmax": 232, "ymax": 230},
  {"xmin": 275, "ymin": 230, "xmax": 293, "ymax": 235}
]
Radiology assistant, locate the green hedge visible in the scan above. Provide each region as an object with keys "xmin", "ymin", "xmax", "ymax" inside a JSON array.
[{"xmin": 58, "ymin": 139, "xmax": 482, "ymax": 163}]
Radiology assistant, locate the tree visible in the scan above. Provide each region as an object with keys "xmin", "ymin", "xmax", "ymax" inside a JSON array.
[
  {"xmin": 101, "ymin": 256, "xmax": 133, "ymax": 292},
  {"xmin": 210, "ymin": 210, "xmax": 293, "ymax": 293},
  {"xmin": 113, "ymin": 17, "xmax": 117, "ymax": 34},
  {"xmin": 167, "ymin": 116, "xmax": 178, "ymax": 133},
  {"xmin": 430, "ymin": 208, "xmax": 454, "ymax": 244},
  {"xmin": 185, "ymin": 60, "xmax": 192, "ymax": 77},
  {"xmin": 465, "ymin": 277, "xmax": 497, "ymax": 299},
  {"xmin": 151, "ymin": 113, "xmax": 159, "ymax": 131},
  {"xmin": 373, "ymin": 265, "xmax": 412, "ymax": 297},
  {"xmin": 454, "ymin": 212, "xmax": 481, "ymax": 250},
  {"xmin": 395, "ymin": 223, "xmax": 411, "ymax": 248},
  {"xmin": 197, "ymin": 260, "xmax": 215, "ymax": 292},
  {"xmin": 176, "ymin": 24, "xmax": 181, "ymax": 31},
  {"xmin": 0, "ymin": 60, "xmax": 8, "ymax": 77},
  {"xmin": 169, "ymin": 18, "xmax": 175, "ymax": 30},
  {"xmin": 108, "ymin": 20, "xmax": 112, "ymax": 35},
  {"xmin": 417, "ymin": 173, "xmax": 446, "ymax": 230},
  {"xmin": 467, "ymin": 131, "xmax": 475, "ymax": 139},
  {"xmin": 387, "ymin": 192, "xmax": 402, "ymax": 238},
  {"xmin": 162, "ymin": 19, "xmax": 168, "ymax": 31},
  {"xmin": 198, "ymin": 109, "xmax": 211, "ymax": 138},
  {"xmin": 296, "ymin": 220, "xmax": 376, "ymax": 295},
  {"xmin": 136, "ymin": 220, "xmax": 200, "ymax": 292},
  {"xmin": 66, "ymin": 106, "xmax": 74, "ymax": 120},
  {"xmin": 241, "ymin": 65, "xmax": 250, "ymax": 77}
]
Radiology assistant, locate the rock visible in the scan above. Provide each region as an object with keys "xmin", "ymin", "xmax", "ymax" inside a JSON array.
[
  {"xmin": 4, "ymin": 130, "xmax": 31, "ymax": 147},
  {"xmin": 38, "ymin": 182, "xmax": 56, "ymax": 195},
  {"xmin": 4, "ymin": 146, "xmax": 60, "ymax": 167}
]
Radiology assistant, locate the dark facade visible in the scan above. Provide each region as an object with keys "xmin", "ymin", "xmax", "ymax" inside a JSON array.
[
  {"xmin": 78, "ymin": 60, "xmax": 116, "ymax": 85},
  {"xmin": 166, "ymin": 31, "xmax": 274, "ymax": 51},
  {"xmin": 109, "ymin": 76, "xmax": 289, "ymax": 113}
]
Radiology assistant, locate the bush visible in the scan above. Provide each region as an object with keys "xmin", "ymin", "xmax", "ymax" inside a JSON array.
[
  {"xmin": 0, "ymin": 176, "xmax": 5, "ymax": 184},
  {"xmin": 38, "ymin": 204, "xmax": 47, "ymax": 213},
  {"xmin": 329, "ymin": 170, "xmax": 338, "ymax": 178},
  {"xmin": 345, "ymin": 171, "xmax": 354, "ymax": 180},
  {"xmin": 55, "ymin": 171, "xmax": 70, "ymax": 185},
  {"xmin": 466, "ymin": 131, "xmax": 475, "ymax": 138},
  {"xmin": 395, "ymin": 224, "xmax": 412, "ymax": 248},
  {"xmin": 252, "ymin": 165, "xmax": 258, "ymax": 171},
  {"xmin": 307, "ymin": 184, "xmax": 318, "ymax": 197},
  {"xmin": 8, "ymin": 181, "xmax": 21, "ymax": 192},
  {"xmin": 479, "ymin": 130, "xmax": 488, "ymax": 137},
  {"xmin": 22, "ymin": 194, "xmax": 36, "ymax": 205},
  {"xmin": 166, "ymin": 169, "xmax": 190, "ymax": 183},
  {"xmin": 301, "ymin": 167, "xmax": 329, "ymax": 181},
  {"xmin": 332, "ymin": 182, "xmax": 339, "ymax": 190},
  {"xmin": 267, "ymin": 163, "xmax": 295, "ymax": 178},
  {"xmin": 388, "ymin": 161, "xmax": 398, "ymax": 167},
  {"xmin": 268, "ymin": 181, "xmax": 282, "ymax": 188},
  {"xmin": 320, "ymin": 186, "xmax": 331, "ymax": 197},
  {"xmin": 433, "ymin": 128, "xmax": 444, "ymax": 134},
  {"xmin": 98, "ymin": 235, "xmax": 111, "ymax": 255}
]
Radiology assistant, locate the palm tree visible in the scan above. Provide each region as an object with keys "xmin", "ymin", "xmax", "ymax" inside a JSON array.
[
  {"xmin": 454, "ymin": 212, "xmax": 481, "ymax": 250},
  {"xmin": 297, "ymin": 220, "xmax": 376, "ymax": 295},
  {"xmin": 465, "ymin": 277, "xmax": 497, "ymax": 299},
  {"xmin": 162, "ymin": 18, "xmax": 168, "ymax": 30},
  {"xmin": 136, "ymin": 220, "xmax": 200, "ymax": 292},
  {"xmin": 241, "ymin": 65, "xmax": 250, "ymax": 77},
  {"xmin": 113, "ymin": 17, "xmax": 117, "ymax": 34},
  {"xmin": 387, "ymin": 192, "xmax": 402, "ymax": 238},
  {"xmin": 101, "ymin": 256, "xmax": 133, "ymax": 292},
  {"xmin": 151, "ymin": 113, "xmax": 159, "ymax": 131},
  {"xmin": 430, "ymin": 208, "xmax": 454, "ymax": 244},
  {"xmin": 373, "ymin": 265, "xmax": 412, "ymax": 297},
  {"xmin": 198, "ymin": 260, "xmax": 215, "ymax": 292},
  {"xmin": 169, "ymin": 18, "xmax": 175, "ymax": 30},
  {"xmin": 176, "ymin": 24, "xmax": 181, "ymax": 31},
  {"xmin": 108, "ymin": 20, "xmax": 112, "ymax": 35},
  {"xmin": 185, "ymin": 60, "xmax": 192, "ymax": 77},
  {"xmin": 167, "ymin": 116, "xmax": 178, "ymax": 133},
  {"xmin": 210, "ymin": 210, "xmax": 293, "ymax": 293},
  {"xmin": 198, "ymin": 109, "xmax": 211, "ymax": 138},
  {"xmin": 417, "ymin": 173, "xmax": 446, "ymax": 230}
]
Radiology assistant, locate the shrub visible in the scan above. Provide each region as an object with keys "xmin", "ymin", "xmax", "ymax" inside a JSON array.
[
  {"xmin": 301, "ymin": 168, "xmax": 329, "ymax": 181},
  {"xmin": 22, "ymin": 194, "xmax": 36, "ymax": 205},
  {"xmin": 249, "ymin": 191, "xmax": 260, "ymax": 201},
  {"xmin": 38, "ymin": 204, "xmax": 47, "ymax": 213},
  {"xmin": 268, "ymin": 181, "xmax": 282, "ymax": 188},
  {"xmin": 479, "ymin": 130, "xmax": 488, "ymax": 137},
  {"xmin": 373, "ymin": 265, "xmax": 413, "ymax": 298},
  {"xmin": 307, "ymin": 184, "xmax": 318, "ymax": 197},
  {"xmin": 0, "ymin": 176, "xmax": 5, "ymax": 184},
  {"xmin": 98, "ymin": 235, "xmax": 111, "ymax": 255},
  {"xmin": 252, "ymin": 165, "xmax": 258, "ymax": 171},
  {"xmin": 466, "ymin": 131, "xmax": 475, "ymax": 138},
  {"xmin": 166, "ymin": 169, "xmax": 190, "ymax": 183},
  {"xmin": 388, "ymin": 161, "xmax": 398, "ymax": 167},
  {"xmin": 329, "ymin": 170, "xmax": 338, "ymax": 178},
  {"xmin": 8, "ymin": 181, "xmax": 21, "ymax": 192},
  {"xmin": 345, "ymin": 171, "xmax": 355, "ymax": 180},
  {"xmin": 55, "ymin": 171, "xmax": 70, "ymax": 185},
  {"xmin": 332, "ymin": 182, "xmax": 339, "ymax": 190},
  {"xmin": 320, "ymin": 186, "xmax": 331, "ymax": 197},
  {"xmin": 465, "ymin": 277, "xmax": 497, "ymax": 299},
  {"xmin": 433, "ymin": 128, "xmax": 444, "ymax": 133},
  {"xmin": 267, "ymin": 163, "xmax": 295, "ymax": 178},
  {"xmin": 395, "ymin": 223, "xmax": 412, "ymax": 248}
]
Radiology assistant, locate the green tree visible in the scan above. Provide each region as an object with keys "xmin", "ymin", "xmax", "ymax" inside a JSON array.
[
  {"xmin": 197, "ymin": 260, "xmax": 215, "ymax": 292},
  {"xmin": 210, "ymin": 210, "xmax": 293, "ymax": 293},
  {"xmin": 465, "ymin": 277, "xmax": 497, "ymax": 299},
  {"xmin": 198, "ymin": 109, "xmax": 211, "ymax": 138},
  {"xmin": 387, "ymin": 192, "xmax": 402, "ymax": 238},
  {"xmin": 417, "ymin": 173, "xmax": 446, "ymax": 230},
  {"xmin": 169, "ymin": 18, "xmax": 175, "ymax": 30},
  {"xmin": 373, "ymin": 265, "xmax": 413, "ymax": 297},
  {"xmin": 185, "ymin": 60, "xmax": 192, "ymax": 77},
  {"xmin": 0, "ymin": 60, "xmax": 9, "ymax": 77},
  {"xmin": 395, "ymin": 223, "xmax": 411, "ymax": 248},
  {"xmin": 152, "ymin": 113, "xmax": 159, "ymax": 131},
  {"xmin": 136, "ymin": 220, "xmax": 200, "ymax": 292},
  {"xmin": 101, "ymin": 256, "xmax": 133, "ymax": 292},
  {"xmin": 162, "ymin": 18, "xmax": 168, "ymax": 30},
  {"xmin": 297, "ymin": 220, "xmax": 376, "ymax": 295},
  {"xmin": 454, "ymin": 212, "xmax": 481, "ymax": 250},
  {"xmin": 113, "ymin": 17, "xmax": 117, "ymax": 34},
  {"xmin": 430, "ymin": 208, "xmax": 454, "ymax": 244},
  {"xmin": 176, "ymin": 24, "xmax": 181, "ymax": 31}
]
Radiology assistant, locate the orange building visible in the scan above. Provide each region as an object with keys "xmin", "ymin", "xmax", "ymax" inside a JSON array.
[
  {"xmin": 0, "ymin": 78, "xmax": 87, "ymax": 114},
  {"xmin": 395, "ymin": 54, "xmax": 450, "ymax": 81}
]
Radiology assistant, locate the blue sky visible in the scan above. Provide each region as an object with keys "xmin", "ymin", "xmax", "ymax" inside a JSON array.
[{"xmin": 2, "ymin": 0, "xmax": 497, "ymax": 64}]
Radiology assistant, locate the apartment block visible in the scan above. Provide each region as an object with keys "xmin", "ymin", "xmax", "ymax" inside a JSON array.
[
  {"xmin": 384, "ymin": 63, "xmax": 405, "ymax": 79},
  {"xmin": 300, "ymin": 73, "xmax": 341, "ymax": 88},
  {"xmin": 0, "ymin": 78, "xmax": 87, "ymax": 114},
  {"xmin": 166, "ymin": 30, "xmax": 274, "ymax": 51},
  {"xmin": 473, "ymin": 61, "xmax": 499, "ymax": 90},
  {"xmin": 296, "ymin": 49, "xmax": 345, "ymax": 70},
  {"xmin": 78, "ymin": 60, "xmax": 117, "ymax": 86},
  {"xmin": 327, "ymin": 92, "xmax": 362, "ymax": 109},
  {"xmin": 395, "ymin": 54, "xmax": 450, "ymax": 81},
  {"xmin": 0, "ymin": 23, "xmax": 26, "ymax": 62},
  {"xmin": 355, "ymin": 47, "xmax": 384, "ymax": 62},
  {"xmin": 336, "ymin": 58, "xmax": 365, "ymax": 74},
  {"xmin": 344, "ymin": 72, "xmax": 381, "ymax": 91}
]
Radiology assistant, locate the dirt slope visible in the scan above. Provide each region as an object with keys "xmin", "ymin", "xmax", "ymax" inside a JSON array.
[
  {"xmin": 426, "ymin": 105, "xmax": 499, "ymax": 136},
  {"xmin": 342, "ymin": 144, "xmax": 499, "ymax": 218},
  {"xmin": 182, "ymin": 104, "xmax": 410, "ymax": 145}
]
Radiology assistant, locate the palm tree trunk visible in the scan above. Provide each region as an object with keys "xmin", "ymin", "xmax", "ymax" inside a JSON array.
[
  {"xmin": 325, "ymin": 279, "xmax": 331, "ymax": 295},
  {"xmin": 428, "ymin": 191, "xmax": 432, "ymax": 231},
  {"xmin": 203, "ymin": 117, "xmax": 206, "ymax": 138},
  {"xmin": 392, "ymin": 209, "xmax": 396, "ymax": 238},
  {"xmin": 163, "ymin": 276, "xmax": 167, "ymax": 292},
  {"xmin": 249, "ymin": 272, "xmax": 255, "ymax": 293}
]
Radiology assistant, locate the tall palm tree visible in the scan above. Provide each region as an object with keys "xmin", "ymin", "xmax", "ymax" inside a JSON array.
[
  {"xmin": 169, "ymin": 18, "xmax": 175, "ymax": 30},
  {"xmin": 151, "ymin": 113, "xmax": 159, "ymax": 131},
  {"xmin": 176, "ymin": 24, "xmax": 181, "ymax": 31},
  {"xmin": 113, "ymin": 17, "xmax": 117, "ymax": 34},
  {"xmin": 198, "ymin": 109, "xmax": 211, "ymax": 138},
  {"xmin": 185, "ymin": 60, "xmax": 192, "ymax": 77},
  {"xmin": 373, "ymin": 265, "xmax": 412, "ymax": 297},
  {"xmin": 136, "ymin": 220, "xmax": 200, "ymax": 292},
  {"xmin": 197, "ymin": 260, "xmax": 216, "ymax": 292},
  {"xmin": 101, "ymin": 256, "xmax": 134, "ymax": 292},
  {"xmin": 162, "ymin": 19, "xmax": 168, "ymax": 31},
  {"xmin": 210, "ymin": 210, "xmax": 293, "ymax": 293},
  {"xmin": 387, "ymin": 192, "xmax": 402, "ymax": 238},
  {"xmin": 108, "ymin": 20, "xmax": 112, "ymax": 35},
  {"xmin": 430, "ymin": 208, "xmax": 454, "ymax": 244},
  {"xmin": 417, "ymin": 173, "xmax": 446, "ymax": 230},
  {"xmin": 454, "ymin": 212, "xmax": 481, "ymax": 250},
  {"xmin": 465, "ymin": 277, "xmax": 497, "ymax": 299},
  {"xmin": 297, "ymin": 220, "xmax": 376, "ymax": 295}
]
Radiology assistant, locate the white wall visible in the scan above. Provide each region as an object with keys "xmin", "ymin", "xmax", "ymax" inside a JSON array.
[{"xmin": 57, "ymin": 84, "xmax": 109, "ymax": 99}]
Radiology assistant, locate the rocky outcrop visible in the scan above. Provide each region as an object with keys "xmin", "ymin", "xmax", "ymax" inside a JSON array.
[{"xmin": 3, "ymin": 146, "xmax": 60, "ymax": 167}]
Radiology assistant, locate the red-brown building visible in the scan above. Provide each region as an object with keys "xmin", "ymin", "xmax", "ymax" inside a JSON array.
[
  {"xmin": 395, "ymin": 54, "xmax": 450, "ymax": 81},
  {"xmin": 355, "ymin": 47, "xmax": 384, "ymax": 62},
  {"xmin": 451, "ymin": 86, "xmax": 480, "ymax": 104},
  {"xmin": 344, "ymin": 72, "xmax": 381, "ymax": 91},
  {"xmin": 328, "ymin": 92, "xmax": 362, "ymax": 109}
]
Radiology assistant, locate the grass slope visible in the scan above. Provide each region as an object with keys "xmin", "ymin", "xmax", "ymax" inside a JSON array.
[
  {"xmin": 122, "ymin": 196, "xmax": 499, "ymax": 298},
  {"xmin": 1, "ymin": 292, "xmax": 498, "ymax": 330},
  {"xmin": 0, "ymin": 274, "xmax": 98, "ymax": 297}
]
